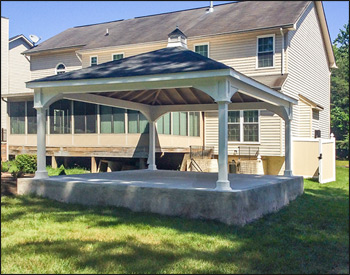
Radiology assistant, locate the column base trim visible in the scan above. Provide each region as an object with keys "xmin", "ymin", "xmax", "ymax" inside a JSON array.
[
  {"xmin": 148, "ymin": 165, "xmax": 157, "ymax": 171},
  {"xmin": 35, "ymin": 170, "xmax": 49, "ymax": 179},
  {"xmin": 215, "ymin": 180, "xmax": 232, "ymax": 191},
  {"xmin": 284, "ymin": 170, "xmax": 293, "ymax": 176}
]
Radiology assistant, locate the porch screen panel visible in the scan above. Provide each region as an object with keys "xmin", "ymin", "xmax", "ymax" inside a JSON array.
[
  {"xmin": 180, "ymin": 112, "xmax": 187, "ymax": 136},
  {"xmin": 85, "ymin": 103, "xmax": 97, "ymax": 133},
  {"xmin": 74, "ymin": 101, "xmax": 96, "ymax": 134},
  {"xmin": 50, "ymin": 99, "xmax": 71, "ymax": 134},
  {"xmin": 139, "ymin": 113, "xmax": 149, "ymax": 134},
  {"xmin": 163, "ymin": 113, "xmax": 170, "ymax": 135},
  {"xmin": 128, "ymin": 110, "xmax": 138, "ymax": 133},
  {"xmin": 27, "ymin": 101, "xmax": 37, "ymax": 134},
  {"xmin": 172, "ymin": 112, "xmax": 180, "ymax": 135},
  {"xmin": 9, "ymin": 101, "xmax": 25, "ymax": 134},
  {"xmin": 189, "ymin": 112, "xmax": 199, "ymax": 137},
  {"xmin": 100, "ymin": 105, "xmax": 112, "ymax": 133},
  {"xmin": 157, "ymin": 113, "xmax": 170, "ymax": 135},
  {"xmin": 157, "ymin": 116, "xmax": 164, "ymax": 134},
  {"xmin": 112, "ymin": 108, "xmax": 125, "ymax": 133}
]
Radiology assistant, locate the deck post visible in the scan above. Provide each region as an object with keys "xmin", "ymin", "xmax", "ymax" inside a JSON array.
[
  {"xmin": 216, "ymin": 101, "xmax": 231, "ymax": 190},
  {"xmin": 284, "ymin": 118, "xmax": 293, "ymax": 176},
  {"xmin": 34, "ymin": 107, "xmax": 48, "ymax": 179},
  {"xmin": 147, "ymin": 121, "xmax": 157, "ymax": 170}
]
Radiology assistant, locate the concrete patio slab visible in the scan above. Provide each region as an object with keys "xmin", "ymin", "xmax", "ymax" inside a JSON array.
[{"xmin": 17, "ymin": 170, "xmax": 303, "ymax": 226}]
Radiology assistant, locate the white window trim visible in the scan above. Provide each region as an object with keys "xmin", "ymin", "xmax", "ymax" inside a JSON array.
[
  {"xmin": 111, "ymin": 52, "xmax": 125, "ymax": 61},
  {"xmin": 55, "ymin": 63, "xmax": 66, "ymax": 75},
  {"xmin": 193, "ymin": 42, "xmax": 210, "ymax": 58},
  {"xmin": 256, "ymin": 34, "xmax": 275, "ymax": 69},
  {"xmin": 90, "ymin": 56, "xmax": 98, "ymax": 66},
  {"xmin": 228, "ymin": 110, "xmax": 261, "ymax": 145}
]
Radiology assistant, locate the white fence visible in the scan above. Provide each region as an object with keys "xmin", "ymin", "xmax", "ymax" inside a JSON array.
[{"xmin": 292, "ymin": 135, "xmax": 336, "ymax": 183}]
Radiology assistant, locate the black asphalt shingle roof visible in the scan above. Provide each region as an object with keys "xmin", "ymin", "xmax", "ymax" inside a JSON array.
[
  {"xmin": 24, "ymin": 1, "xmax": 310, "ymax": 54},
  {"xmin": 28, "ymin": 46, "xmax": 230, "ymax": 83}
]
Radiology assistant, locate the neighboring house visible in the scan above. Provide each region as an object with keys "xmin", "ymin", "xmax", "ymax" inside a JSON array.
[
  {"xmin": 2, "ymin": 1, "xmax": 335, "ymax": 175},
  {"xmin": 1, "ymin": 16, "xmax": 33, "ymax": 161}
]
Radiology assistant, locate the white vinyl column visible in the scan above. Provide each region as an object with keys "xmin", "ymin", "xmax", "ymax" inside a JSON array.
[
  {"xmin": 147, "ymin": 121, "xmax": 157, "ymax": 170},
  {"xmin": 216, "ymin": 101, "xmax": 231, "ymax": 190},
  {"xmin": 35, "ymin": 107, "xmax": 49, "ymax": 179},
  {"xmin": 284, "ymin": 118, "xmax": 292, "ymax": 176}
]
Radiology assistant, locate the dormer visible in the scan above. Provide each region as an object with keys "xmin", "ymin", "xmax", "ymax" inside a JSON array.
[{"xmin": 167, "ymin": 27, "xmax": 187, "ymax": 48}]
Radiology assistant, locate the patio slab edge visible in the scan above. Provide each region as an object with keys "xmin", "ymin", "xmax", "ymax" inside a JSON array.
[{"xmin": 17, "ymin": 175, "xmax": 303, "ymax": 226}]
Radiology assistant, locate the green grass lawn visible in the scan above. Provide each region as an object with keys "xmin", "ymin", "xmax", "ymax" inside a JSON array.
[
  {"xmin": 46, "ymin": 166, "xmax": 90, "ymax": 176},
  {"xmin": 1, "ymin": 164, "xmax": 349, "ymax": 274}
]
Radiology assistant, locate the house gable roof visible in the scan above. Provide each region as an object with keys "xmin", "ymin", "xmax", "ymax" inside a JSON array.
[
  {"xmin": 9, "ymin": 34, "xmax": 33, "ymax": 47},
  {"xmin": 23, "ymin": 1, "xmax": 310, "ymax": 54},
  {"xmin": 28, "ymin": 46, "xmax": 230, "ymax": 83}
]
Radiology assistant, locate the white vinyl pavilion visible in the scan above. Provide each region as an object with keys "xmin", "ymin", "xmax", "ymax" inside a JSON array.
[
  {"xmin": 26, "ymin": 32, "xmax": 297, "ymax": 191},
  {"xmin": 27, "ymin": 69, "xmax": 297, "ymax": 191}
]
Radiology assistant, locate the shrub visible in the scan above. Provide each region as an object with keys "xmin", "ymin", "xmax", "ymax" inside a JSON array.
[
  {"xmin": 1, "ymin": 161, "xmax": 9, "ymax": 172},
  {"xmin": 15, "ymin": 154, "xmax": 37, "ymax": 174},
  {"xmin": 8, "ymin": 161, "xmax": 23, "ymax": 178}
]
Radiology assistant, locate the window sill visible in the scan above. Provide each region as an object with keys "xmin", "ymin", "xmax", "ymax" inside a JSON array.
[
  {"xmin": 228, "ymin": 142, "xmax": 261, "ymax": 145},
  {"xmin": 255, "ymin": 66, "xmax": 275, "ymax": 70}
]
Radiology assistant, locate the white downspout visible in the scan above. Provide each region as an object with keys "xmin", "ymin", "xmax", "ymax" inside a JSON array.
[{"xmin": 280, "ymin": 28, "xmax": 285, "ymax": 75}]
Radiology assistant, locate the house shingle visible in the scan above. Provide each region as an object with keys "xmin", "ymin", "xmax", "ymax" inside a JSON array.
[{"xmin": 24, "ymin": 1, "xmax": 310, "ymax": 54}]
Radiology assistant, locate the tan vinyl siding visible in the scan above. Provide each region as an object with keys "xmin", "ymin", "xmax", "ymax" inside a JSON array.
[
  {"xmin": 204, "ymin": 110, "xmax": 283, "ymax": 157},
  {"xmin": 9, "ymin": 39, "xmax": 32, "ymax": 94},
  {"xmin": 298, "ymin": 99, "xmax": 312, "ymax": 138},
  {"xmin": 81, "ymin": 43, "xmax": 167, "ymax": 68},
  {"xmin": 30, "ymin": 51, "xmax": 82, "ymax": 80},
  {"xmin": 1, "ymin": 17, "xmax": 9, "ymax": 130},
  {"xmin": 284, "ymin": 2, "xmax": 330, "ymax": 138},
  {"xmin": 80, "ymin": 29, "xmax": 285, "ymax": 75}
]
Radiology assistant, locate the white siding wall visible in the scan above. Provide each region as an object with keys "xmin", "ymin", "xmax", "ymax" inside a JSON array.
[
  {"xmin": 298, "ymin": 99, "xmax": 312, "ymax": 138},
  {"xmin": 9, "ymin": 39, "xmax": 32, "ymax": 94},
  {"xmin": 204, "ymin": 110, "xmax": 284, "ymax": 157},
  {"xmin": 1, "ymin": 17, "xmax": 9, "ymax": 130},
  {"xmin": 284, "ymin": 2, "xmax": 331, "ymax": 138},
  {"xmin": 30, "ymin": 51, "xmax": 82, "ymax": 80},
  {"xmin": 80, "ymin": 29, "xmax": 285, "ymax": 76}
]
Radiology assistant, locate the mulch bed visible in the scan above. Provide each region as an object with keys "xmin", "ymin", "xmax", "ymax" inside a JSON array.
[{"xmin": 1, "ymin": 172, "xmax": 35, "ymax": 196}]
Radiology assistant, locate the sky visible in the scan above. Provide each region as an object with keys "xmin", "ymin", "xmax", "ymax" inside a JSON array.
[{"xmin": 1, "ymin": 1, "xmax": 349, "ymax": 44}]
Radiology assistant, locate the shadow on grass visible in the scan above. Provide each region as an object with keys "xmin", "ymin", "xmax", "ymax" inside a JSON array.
[{"xmin": 2, "ymin": 181, "xmax": 349, "ymax": 274}]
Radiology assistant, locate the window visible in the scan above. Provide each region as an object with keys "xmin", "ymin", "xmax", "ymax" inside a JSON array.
[
  {"xmin": 50, "ymin": 99, "xmax": 71, "ymax": 134},
  {"xmin": 112, "ymin": 53, "xmax": 124, "ymax": 61},
  {"xmin": 55, "ymin": 63, "xmax": 66, "ymax": 75},
  {"xmin": 228, "ymin": 110, "xmax": 259, "ymax": 142},
  {"xmin": 9, "ymin": 101, "xmax": 25, "ymax": 134},
  {"xmin": 194, "ymin": 44, "xmax": 209, "ymax": 57},
  {"xmin": 90, "ymin": 56, "xmax": 98, "ymax": 66},
  {"xmin": 243, "ymin": 110, "xmax": 259, "ymax": 142},
  {"xmin": 74, "ymin": 101, "xmax": 97, "ymax": 133},
  {"xmin": 157, "ymin": 112, "xmax": 171, "ymax": 135},
  {"xmin": 257, "ymin": 36, "xmax": 274, "ymax": 68},
  {"xmin": 189, "ymin": 112, "xmax": 200, "ymax": 136},
  {"xmin": 127, "ymin": 110, "xmax": 149, "ymax": 134},
  {"xmin": 100, "ymin": 105, "xmax": 125, "ymax": 133},
  {"xmin": 228, "ymin": 111, "xmax": 240, "ymax": 141},
  {"xmin": 172, "ymin": 112, "xmax": 188, "ymax": 136},
  {"xmin": 27, "ymin": 101, "xmax": 37, "ymax": 134}
]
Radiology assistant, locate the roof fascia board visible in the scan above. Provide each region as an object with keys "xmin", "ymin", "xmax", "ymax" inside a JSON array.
[
  {"xmin": 229, "ymin": 69, "xmax": 298, "ymax": 105},
  {"xmin": 23, "ymin": 45, "xmax": 85, "ymax": 56},
  {"xmin": 314, "ymin": 1, "xmax": 336, "ymax": 68},
  {"xmin": 26, "ymin": 69, "xmax": 231, "ymax": 89},
  {"xmin": 298, "ymin": 94, "xmax": 324, "ymax": 110},
  {"xmin": 9, "ymin": 35, "xmax": 33, "ymax": 47}
]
